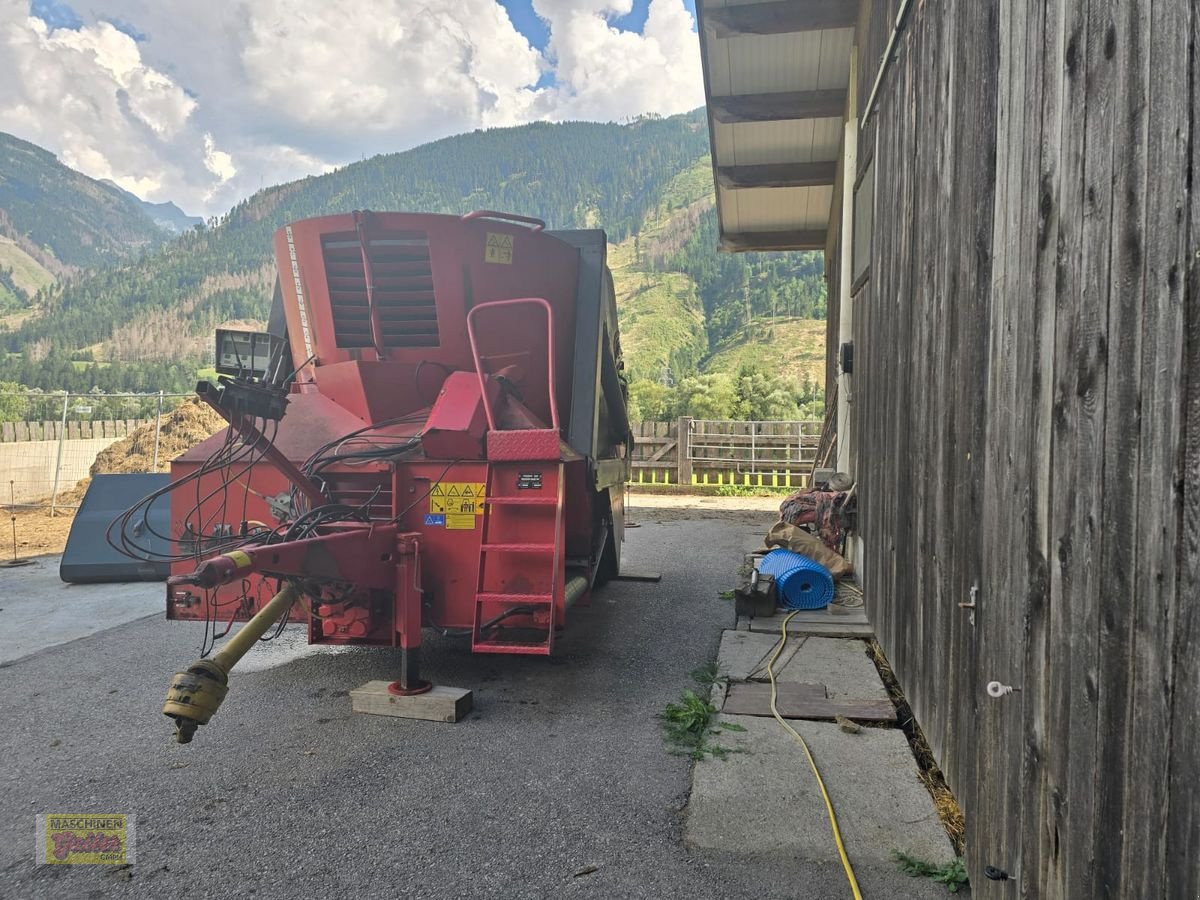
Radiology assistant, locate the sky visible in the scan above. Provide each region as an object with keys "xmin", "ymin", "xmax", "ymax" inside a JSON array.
[{"xmin": 0, "ymin": 0, "xmax": 704, "ymax": 217}]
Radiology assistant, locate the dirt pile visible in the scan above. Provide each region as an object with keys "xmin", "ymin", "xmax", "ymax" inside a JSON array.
[
  {"xmin": 90, "ymin": 397, "xmax": 226, "ymax": 475},
  {"xmin": 1, "ymin": 399, "xmax": 226, "ymax": 559}
]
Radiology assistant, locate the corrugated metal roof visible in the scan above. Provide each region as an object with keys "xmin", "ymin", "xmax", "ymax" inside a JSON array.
[{"xmin": 697, "ymin": 0, "xmax": 854, "ymax": 250}]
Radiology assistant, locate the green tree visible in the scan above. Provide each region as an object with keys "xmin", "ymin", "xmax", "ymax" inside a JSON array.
[
  {"xmin": 671, "ymin": 373, "xmax": 739, "ymax": 419},
  {"xmin": 0, "ymin": 381, "xmax": 30, "ymax": 422},
  {"xmin": 628, "ymin": 379, "xmax": 673, "ymax": 423},
  {"xmin": 732, "ymin": 363, "xmax": 801, "ymax": 420}
]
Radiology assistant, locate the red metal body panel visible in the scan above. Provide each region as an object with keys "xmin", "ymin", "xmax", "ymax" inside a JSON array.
[
  {"xmin": 166, "ymin": 210, "xmax": 624, "ymax": 666},
  {"xmin": 422, "ymin": 372, "xmax": 497, "ymax": 460}
]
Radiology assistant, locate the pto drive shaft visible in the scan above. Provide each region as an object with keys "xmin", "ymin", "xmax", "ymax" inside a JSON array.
[{"xmin": 162, "ymin": 583, "xmax": 299, "ymax": 743}]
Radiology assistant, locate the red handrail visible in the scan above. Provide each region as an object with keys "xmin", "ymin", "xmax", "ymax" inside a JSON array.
[
  {"xmin": 460, "ymin": 210, "xmax": 546, "ymax": 232},
  {"xmin": 466, "ymin": 298, "xmax": 559, "ymax": 432}
]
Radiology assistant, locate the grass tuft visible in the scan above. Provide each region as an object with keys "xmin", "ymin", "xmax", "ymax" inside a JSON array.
[{"xmin": 659, "ymin": 665, "xmax": 745, "ymax": 760}]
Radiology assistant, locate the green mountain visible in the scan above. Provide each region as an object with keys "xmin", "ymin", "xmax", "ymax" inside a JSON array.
[
  {"xmin": 0, "ymin": 115, "xmax": 827, "ymax": 418},
  {"xmin": 0, "ymin": 132, "xmax": 170, "ymax": 272}
]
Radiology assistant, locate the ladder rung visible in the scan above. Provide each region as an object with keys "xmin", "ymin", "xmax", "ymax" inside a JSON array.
[
  {"xmin": 485, "ymin": 496, "xmax": 557, "ymax": 506},
  {"xmin": 475, "ymin": 592, "xmax": 553, "ymax": 605},
  {"xmin": 472, "ymin": 641, "xmax": 552, "ymax": 656},
  {"xmin": 481, "ymin": 543, "xmax": 555, "ymax": 553}
]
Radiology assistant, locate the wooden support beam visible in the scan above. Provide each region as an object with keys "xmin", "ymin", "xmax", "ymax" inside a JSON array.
[
  {"xmin": 711, "ymin": 89, "xmax": 847, "ymax": 124},
  {"xmin": 716, "ymin": 160, "xmax": 837, "ymax": 190},
  {"xmin": 705, "ymin": 0, "xmax": 857, "ymax": 39},
  {"xmin": 721, "ymin": 230, "xmax": 828, "ymax": 252}
]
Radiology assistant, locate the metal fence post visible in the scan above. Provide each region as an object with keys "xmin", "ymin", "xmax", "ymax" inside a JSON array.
[
  {"xmin": 152, "ymin": 390, "xmax": 164, "ymax": 470},
  {"xmin": 49, "ymin": 392, "xmax": 69, "ymax": 516}
]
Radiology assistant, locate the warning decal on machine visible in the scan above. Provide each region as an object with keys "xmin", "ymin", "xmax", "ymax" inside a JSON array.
[
  {"xmin": 485, "ymin": 232, "xmax": 513, "ymax": 265},
  {"xmin": 446, "ymin": 513, "xmax": 476, "ymax": 530},
  {"xmin": 423, "ymin": 513, "xmax": 445, "ymax": 527},
  {"xmin": 430, "ymin": 482, "xmax": 485, "ymax": 516}
]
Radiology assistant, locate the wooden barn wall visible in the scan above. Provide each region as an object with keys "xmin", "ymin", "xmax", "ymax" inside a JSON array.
[{"xmin": 852, "ymin": 0, "xmax": 1198, "ymax": 895}]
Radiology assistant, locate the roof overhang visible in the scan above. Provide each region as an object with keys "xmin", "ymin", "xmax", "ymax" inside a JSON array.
[{"xmin": 696, "ymin": 0, "xmax": 856, "ymax": 252}]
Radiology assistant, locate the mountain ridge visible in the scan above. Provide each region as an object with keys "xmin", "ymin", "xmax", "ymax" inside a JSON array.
[
  {"xmin": 101, "ymin": 180, "xmax": 203, "ymax": 234},
  {"xmin": 0, "ymin": 116, "xmax": 827, "ymax": 419},
  {"xmin": 0, "ymin": 131, "xmax": 171, "ymax": 271}
]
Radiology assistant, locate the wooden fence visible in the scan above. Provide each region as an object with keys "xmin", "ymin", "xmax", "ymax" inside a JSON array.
[
  {"xmin": 0, "ymin": 419, "xmax": 152, "ymax": 442},
  {"xmin": 630, "ymin": 417, "xmax": 821, "ymax": 488}
]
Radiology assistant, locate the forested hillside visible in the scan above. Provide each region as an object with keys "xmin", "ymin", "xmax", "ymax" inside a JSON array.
[
  {"xmin": 0, "ymin": 132, "xmax": 169, "ymax": 271},
  {"xmin": 0, "ymin": 114, "xmax": 827, "ymax": 420}
]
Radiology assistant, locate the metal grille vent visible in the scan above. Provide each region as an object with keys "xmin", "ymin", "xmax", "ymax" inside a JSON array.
[{"xmin": 321, "ymin": 232, "xmax": 440, "ymax": 349}]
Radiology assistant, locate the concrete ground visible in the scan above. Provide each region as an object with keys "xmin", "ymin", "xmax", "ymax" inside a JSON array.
[
  {"xmin": 0, "ymin": 556, "xmax": 162, "ymax": 664},
  {"xmin": 0, "ymin": 495, "xmax": 957, "ymax": 899}
]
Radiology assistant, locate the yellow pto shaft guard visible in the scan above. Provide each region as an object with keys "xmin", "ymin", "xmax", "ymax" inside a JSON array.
[{"xmin": 162, "ymin": 583, "xmax": 299, "ymax": 743}]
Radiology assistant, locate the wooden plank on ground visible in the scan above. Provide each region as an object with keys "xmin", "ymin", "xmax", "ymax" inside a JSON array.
[
  {"xmin": 350, "ymin": 681, "xmax": 472, "ymax": 723},
  {"xmin": 740, "ymin": 607, "xmax": 873, "ymax": 638},
  {"xmin": 723, "ymin": 681, "xmax": 896, "ymax": 722},
  {"xmin": 613, "ymin": 568, "xmax": 661, "ymax": 583}
]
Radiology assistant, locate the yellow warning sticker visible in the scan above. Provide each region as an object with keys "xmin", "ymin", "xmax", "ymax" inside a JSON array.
[
  {"xmin": 446, "ymin": 513, "xmax": 476, "ymax": 530},
  {"xmin": 485, "ymin": 232, "xmax": 513, "ymax": 265},
  {"xmin": 430, "ymin": 482, "xmax": 485, "ymax": 516}
]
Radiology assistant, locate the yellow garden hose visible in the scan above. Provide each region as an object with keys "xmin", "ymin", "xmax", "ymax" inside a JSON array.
[{"xmin": 767, "ymin": 610, "xmax": 863, "ymax": 900}]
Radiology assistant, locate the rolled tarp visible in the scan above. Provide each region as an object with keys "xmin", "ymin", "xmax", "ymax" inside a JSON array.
[{"xmin": 758, "ymin": 548, "xmax": 835, "ymax": 610}]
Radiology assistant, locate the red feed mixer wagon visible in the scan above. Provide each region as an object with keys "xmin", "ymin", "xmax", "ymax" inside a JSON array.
[{"xmin": 127, "ymin": 210, "xmax": 632, "ymax": 743}]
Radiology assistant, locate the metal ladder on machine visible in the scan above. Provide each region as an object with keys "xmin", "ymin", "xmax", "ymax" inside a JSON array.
[
  {"xmin": 466, "ymin": 297, "xmax": 565, "ymax": 656},
  {"xmin": 472, "ymin": 462, "xmax": 564, "ymax": 655}
]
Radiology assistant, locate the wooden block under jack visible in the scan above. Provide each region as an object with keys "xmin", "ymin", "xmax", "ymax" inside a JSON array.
[{"xmin": 350, "ymin": 681, "xmax": 473, "ymax": 722}]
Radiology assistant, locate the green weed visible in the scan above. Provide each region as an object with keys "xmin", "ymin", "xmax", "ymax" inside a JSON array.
[
  {"xmin": 659, "ymin": 666, "xmax": 745, "ymax": 760},
  {"xmin": 690, "ymin": 662, "xmax": 728, "ymax": 687},
  {"xmin": 891, "ymin": 851, "xmax": 970, "ymax": 893}
]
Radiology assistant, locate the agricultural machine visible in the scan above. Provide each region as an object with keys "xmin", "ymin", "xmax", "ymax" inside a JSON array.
[{"xmin": 121, "ymin": 210, "xmax": 631, "ymax": 743}]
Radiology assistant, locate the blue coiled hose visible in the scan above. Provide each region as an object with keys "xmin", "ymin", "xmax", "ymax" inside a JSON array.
[{"xmin": 759, "ymin": 548, "xmax": 834, "ymax": 610}]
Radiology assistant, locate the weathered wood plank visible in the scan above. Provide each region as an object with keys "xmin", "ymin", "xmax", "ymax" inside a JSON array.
[
  {"xmin": 722, "ymin": 682, "xmax": 896, "ymax": 723},
  {"xmin": 1161, "ymin": 0, "xmax": 1199, "ymax": 894},
  {"xmin": 1020, "ymin": 0, "xmax": 1062, "ymax": 891},
  {"xmin": 1041, "ymin": 0, "xmax": 1103, "ymax": 892},
  {"xmin": 612, "ymin": 568, "xmax": 661, "ymax": 583},
  {"xmin": 1165, "ymin": 3, "xmax": 1200, "ymax": 881},
  {"xmin": 1107, "ymin": 0, "xmax": 1185, "ymax": 895}
]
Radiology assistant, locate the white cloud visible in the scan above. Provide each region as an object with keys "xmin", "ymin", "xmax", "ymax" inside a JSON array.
[
  {"xmin": 531, "ymin": 0, "xmax": 703, "ymax": 121},
  {"xmin": 0, "ymin": 0, "xmax": 231, "ymax": 208},
  {"xmin": 202, "ymin": 133, "xmax": 235, "ymax": 183},
  {"xmin": 239, "ymin": 0, "xmax": 544, "ymax": 142},
  {"xmin": 0, "ymin": 0, "xmax": 703, "ymax": 217}
]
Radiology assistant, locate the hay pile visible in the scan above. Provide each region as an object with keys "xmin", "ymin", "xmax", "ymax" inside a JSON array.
[{"xmin": 91, "ymin": 397, "xmax": 226, "ymax": 475}]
